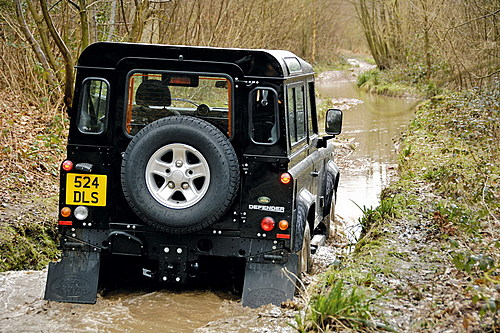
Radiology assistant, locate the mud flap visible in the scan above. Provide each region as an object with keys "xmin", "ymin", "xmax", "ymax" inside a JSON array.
[
  {"xmin": 44, "ymin": 250, "xmax": 100, "ymax": 304},
  {"xmin": 241, "ymin": 253, "xmax": 298, "ymax": 308}
]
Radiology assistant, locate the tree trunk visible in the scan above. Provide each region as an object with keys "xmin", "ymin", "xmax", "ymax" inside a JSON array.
[
  {"xmin": 39, "ymin": 0, "xmax": 74, "ymax": 109},
  {"xmin": 78, "ymin": 0, "xmax": 90, "ymax": 49},
  {"xmin": 107, "ymin": 0, "xmax": 117, "ymax": 41},
  {"xmin": 14, "ymin": 0, "xmax": 58, "ymax": 87}
]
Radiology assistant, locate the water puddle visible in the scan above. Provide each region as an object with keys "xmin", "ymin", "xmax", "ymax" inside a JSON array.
[{"xmin": 0, "ymin": 269, "xmax": 295, "ymax": 332}]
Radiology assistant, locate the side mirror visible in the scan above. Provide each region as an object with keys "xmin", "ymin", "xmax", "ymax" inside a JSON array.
[{"xmin": 325, "ymin": 109, "xmax": 342, "ymax": 135}]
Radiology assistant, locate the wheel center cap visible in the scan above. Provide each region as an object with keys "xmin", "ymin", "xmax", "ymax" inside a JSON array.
[{"xmin": 172, "ymin": 170, "xmax": 184, "ymax": 183}]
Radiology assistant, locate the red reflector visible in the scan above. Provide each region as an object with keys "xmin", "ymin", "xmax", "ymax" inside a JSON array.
[
  {"xmin": 280, "ymin": 172, "xmax": 292, "ymax": 184},
  {"xmin": 260, "ymin": 217, "xmax": 275, "ymax": 232},
  {"xmin": 59, "ymin": 220, "xmax": 73, "ymax": 226},
  {"xmin": 277, "ymin": 233, "xmax": 291, "ymax": 239},
  {"xmin": 62, "ymin": 160, "xmax": 73, "ymax": 171}
]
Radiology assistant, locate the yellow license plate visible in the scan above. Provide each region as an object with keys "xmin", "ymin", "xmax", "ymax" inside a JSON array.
[{"xmin": 66, "ymin": 174, "xmax": 107, "ymax": 206}]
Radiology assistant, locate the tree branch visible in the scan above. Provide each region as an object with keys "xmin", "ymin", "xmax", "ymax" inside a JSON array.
[{"xmin": 448, "ymin": 9, "xmax": 499, "ymax": 31}]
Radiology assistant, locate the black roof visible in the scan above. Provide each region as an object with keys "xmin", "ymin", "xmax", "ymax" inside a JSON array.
[{"xmin": 77, "ymin": 42, "xmax": 314, "ymax": 78}]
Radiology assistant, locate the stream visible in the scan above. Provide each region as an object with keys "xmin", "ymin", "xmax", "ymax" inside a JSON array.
[
  {"xmin": 317, "ymin": 72, "xmax": 418, "ymax": 240},
  {"xmin": 0, "ymin": 70, "xmax": 416, "ymax": 333}
]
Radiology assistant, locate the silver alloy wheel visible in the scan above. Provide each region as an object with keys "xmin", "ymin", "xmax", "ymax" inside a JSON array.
[{"xmin": 145, "ymin": 143, "xmax": 210, "ymax": 209}]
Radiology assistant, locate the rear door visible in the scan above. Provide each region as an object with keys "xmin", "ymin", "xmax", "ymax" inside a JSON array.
[{"xmin": 240, "ymin": 86, "xmax": 293, "ymax": 240}]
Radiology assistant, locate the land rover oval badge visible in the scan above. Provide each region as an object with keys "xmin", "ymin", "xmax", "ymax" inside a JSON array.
[{"xmin": 257, "ymin": 196, "xmax": 271, "ymax": 204}]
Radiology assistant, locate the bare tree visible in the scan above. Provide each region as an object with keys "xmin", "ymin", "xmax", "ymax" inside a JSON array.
[{"xmin": 14, "ymin": 0, "xmax": 58, "ymax": 87}]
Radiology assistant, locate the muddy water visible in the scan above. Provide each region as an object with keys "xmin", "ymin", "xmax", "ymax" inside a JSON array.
[
  {"xmin": 0, "ymin": 269, "xmax": 294, "ymax": 333},
  {"xmin": 0, "ymin": 72, "xmax": 416, "ymax": 333},
  {"xmin": 317, "ymin": 75, "xmax": 417, "ymax": 239}
]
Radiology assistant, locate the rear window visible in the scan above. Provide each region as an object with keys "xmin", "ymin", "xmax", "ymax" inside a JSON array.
[
  {"xmin": 125, "ymin": 72, "xmax": 232, "ymax": 136},
  {"xmin": 78, "ymin": 78, "xmax": 109, "ymax": 134}
]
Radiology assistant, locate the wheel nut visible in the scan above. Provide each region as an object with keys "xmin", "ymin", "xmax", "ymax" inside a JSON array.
[
  {"xmin": 181, "ymin": 182, "xmax": 189, "ymax": 190},
  {"xmin": 168, "ymin": 182, "xmax": 175, "ymax": 189},
  {"xmin": 175, "ymin": 160, "xmax": 183, "ymax": 167}
]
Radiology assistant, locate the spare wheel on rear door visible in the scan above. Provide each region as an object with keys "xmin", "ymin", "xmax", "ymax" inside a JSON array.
[{"xmin": 121, "ymin": 116, "xmax": 240, "ymax": 234}]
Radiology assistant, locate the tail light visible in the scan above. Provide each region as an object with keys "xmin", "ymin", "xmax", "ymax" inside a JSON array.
[
  {"xmin": 74, "ymin": 206, "xmax": 89, "ymax": 220},
  {"xmin": 60, "ymin": 207, "xmax": 71, "ymax": 217},
  {"xmin": 280, "ymin": 172, "xmax": 292, "ymax": 184},
  {"xmin": 260, "ymin": 217, "xmax": 275, "ymax": 231},
  {"xmin": 62, "ymin": 160, "xmax": 73, "ymax": 171},
  {"xmin": 278, "ymin": 219, "xmax": 289, "ymax": 230}
]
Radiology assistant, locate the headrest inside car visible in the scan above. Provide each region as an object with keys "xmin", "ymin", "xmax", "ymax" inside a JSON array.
[{"xmin": 136, "ymin": 80, "xmax": 171, "ymax": 107}]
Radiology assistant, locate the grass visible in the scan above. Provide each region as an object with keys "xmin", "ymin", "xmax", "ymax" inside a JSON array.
[
  {"xmin": 0, "ymin": 91, "xmax": 65, "ymax": 272},
  {"xmin": 313, "ymin": 57, "xmax": 353, "ymax": 73},
  {"xmin": 0, "ymin": 196, "xmax": 59, "ymax": 271},
  {"xmin": 356, "ymin": 67, "xmax": 440, "ymax": 98},
  {"xmin": 292, "ymin": 280, "xmax": 393, "ymax": 332}
]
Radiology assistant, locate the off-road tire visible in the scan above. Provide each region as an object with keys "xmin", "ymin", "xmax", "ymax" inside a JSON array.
[{"xmin": 323, "ymin": 172, "xmax": 336, "ymax": 238}]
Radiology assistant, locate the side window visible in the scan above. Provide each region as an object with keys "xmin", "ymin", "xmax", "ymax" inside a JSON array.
[
  {"xmin": 78, "ymin": 79, "xmax": 109, "ymax": 134},
  {"xmin": 287, "ymin": 87, "xmax": 296, "ymax": 142},
  {"xmin": 295, "ymin": 86, "xmax": 306, "ymax": 139},
  {"xmin": 250, "ymin": 88, "xmax": 278, "ymax": 144},
  {"xmin": 307, "ymin": 81, "xmax": 317, "ymax": 136},
  {"xmin": 287, "ymin": 84, "xmax": 306, "ymax": 145}
]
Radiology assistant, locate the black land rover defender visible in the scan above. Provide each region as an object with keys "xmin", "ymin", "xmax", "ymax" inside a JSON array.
[{"xmin": 44, "ymin": 42, "xmax": 342, "ymax": 308}]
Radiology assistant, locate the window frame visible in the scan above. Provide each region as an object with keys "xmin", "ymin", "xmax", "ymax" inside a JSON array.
[
  {"xmin": 306, "ymin": 80, "xmax": 319, "ymax": 137},
  {"xmin": 248, "ymin": 87, "xmax": 280, "ymax": 145},
  {"xmin": 77, "ymin": 77, "xmax": 110, "ymax": 135},
  {"xmin": 286, "ymin": 82, "xmax": 308, "ymax": 147}
]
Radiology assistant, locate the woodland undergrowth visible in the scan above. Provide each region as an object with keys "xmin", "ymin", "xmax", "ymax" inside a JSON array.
[{"xmin": 0, "ymin": 89, "xmax": 67, "ymax": 271}]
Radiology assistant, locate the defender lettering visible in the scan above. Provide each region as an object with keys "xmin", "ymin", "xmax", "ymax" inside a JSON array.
[{"xmin": 248, "ymin": 204, "xmax": 285, "ymax": 213}]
